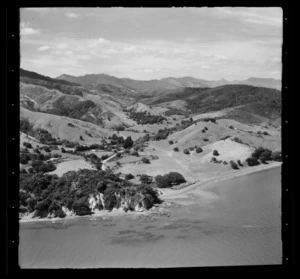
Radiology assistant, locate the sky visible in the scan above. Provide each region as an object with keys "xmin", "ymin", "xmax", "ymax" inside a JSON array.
[{"xmin": 20, "ymin": 7, "xmax": 283, "ymax": 81}]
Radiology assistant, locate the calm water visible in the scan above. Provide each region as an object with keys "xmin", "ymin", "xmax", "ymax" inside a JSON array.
[{"xmin": 19, "ymin": 167, "xmax": 282, "ymax": 268}]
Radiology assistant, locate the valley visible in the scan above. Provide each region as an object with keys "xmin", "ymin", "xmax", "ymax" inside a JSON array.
[{"xmin": 19, "ymin": 68, "xmax": 282, "ymax": 222}]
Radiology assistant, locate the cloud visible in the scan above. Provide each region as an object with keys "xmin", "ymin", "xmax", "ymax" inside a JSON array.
[
  {"xmin": 37, "ymin": 45, "xmax": 50, "ymax": 51},
  {"xmin": 65, "ymin": 12, "xmax": 79, "ymax": 18},
  {"xmin": 20, "ymin": 22, "xmax": 40, "ymax": 36}
]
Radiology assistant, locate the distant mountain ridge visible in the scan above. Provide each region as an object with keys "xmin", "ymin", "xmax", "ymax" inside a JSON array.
[{"xmin": 56, "ymin": 72, "xmax": 281, "ymax": 91}]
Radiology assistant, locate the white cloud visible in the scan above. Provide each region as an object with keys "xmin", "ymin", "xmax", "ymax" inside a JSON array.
[
  {"xmin": 37, "ymin": 45, "xmax": 50, "ymax": 51},
  {"xmin": 65, "ymin": 12, "xmax": 79, "ymax": 18},
  {"xmin": 20, "ymin": 22, "xmax": 40, "ymax": 36}
]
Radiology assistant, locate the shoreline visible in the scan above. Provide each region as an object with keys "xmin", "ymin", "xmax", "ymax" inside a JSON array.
[
  {"xmin": 19, "ymin": 162, "xmax": 281, "ymax": 224},
  {"xmin": 159, "ymin": 162, "xmax": 282, "ymax": 200}
]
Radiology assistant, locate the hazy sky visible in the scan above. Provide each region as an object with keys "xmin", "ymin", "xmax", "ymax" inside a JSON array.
[{"xmin": 20, "ymin": 7, "xmax": 283, "ymax": 80}]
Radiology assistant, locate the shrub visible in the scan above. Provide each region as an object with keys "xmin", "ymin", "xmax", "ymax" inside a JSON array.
[
  {"xmin": 220, "ymin": 135, "xmax": 231, "ymax": 141},
  {"xmin": 229, "ymin": 125, "xmax": 234, "ymax": 129},
  {"xmin": 131, "ymin": 150, "xmax": 139, "ymax": 157},
  {"xmin": 79, "ymin": 136, "xmax": 84, "ymax": 141},
  {"xmin": 257, "ymin": 150, "xmax": 271, "ymax": 164},
  {"xmin": 188, "ymin": 147, "xmax": 194, "ymax": 151},
  {"xmin": 168, "ymin": 140, "xmax": 174, "ymax": 145},
  {"xmin": 125, "ymin": 173, "xmax": 134, "ymax": 180},
  {"xmin": 23, "ymin": 142, "xmax": 33, "ymax": 149},
  {"xmin": 229, "ymin": 160, "xmax": 239, "ymax": 169},
  {"xmin": 141, "ymin": 157, "xmax": 150, "ymax": 164},
  {"xmin": 56, "ymin": 209, "xmax": 66, "ymax": 218},
  {"xmin": 195, "ymin": 147, "xmax": 203, "ymax": 153},
  {"xmin": 204, "ymin": 126, "xmax": 208, "ymax": 130},
  {"xmin": 203, "ymin": 138, "xmax": 209, "ymax": 142},
  {"xmin": 202, "ymin": 129, "xmax": 206, "ymax": 133},
  {"xmin": 246, "ymin": 157, "xmax": 260, "ymax": 166},
  {"xmin": 271, "ymin": 151, "xmax": 282, "ymax": 162},
  {"xmin": 140, "ymin": 174, "xmax": 152, "ymax": 184},
  {"xmin": 237, "ymin": 160, "xmax": 243, "ymax": 167},
  {"xmin": 211, "ymin": 157, "xmax": 217, "ymax": 163},
  {"xmin": 213, "ymin": 150, "xmax": 219, "ymax": 156},
  {"xmin": 173, "ymin": 147, "xmax": 179, "ymax": 152},
  {"xmin": 183, "ymin": 149, "xmax": 190, "ymax": 155},
  {"xmin": 263, "ymin": 131, "xmax": 269, "ymax": 135},
  {"xmin": 67, "ymin": 123, "xmax": 75, "ymax": 127},
  {"xmin": 72, "ymin": 198, "xmax": 92, "ymax": 216}
]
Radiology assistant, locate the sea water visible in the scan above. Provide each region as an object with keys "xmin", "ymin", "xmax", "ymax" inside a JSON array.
[{"xmin": 19, "ymin": 167, "xmax": 281, "ymax": 268}]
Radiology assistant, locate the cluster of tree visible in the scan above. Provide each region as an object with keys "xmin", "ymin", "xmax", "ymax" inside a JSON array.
[
  {"xmin": 51, "ymin": 98, "xmax": 96, "ymax": 120},
  {"xmin": 155, "ymin": 172, "xmax": 186, "ymax": 188},
  {"xmin": 140, "ymin": 174, "xmax": 152, "ymax": 184},
  {"xmin": 245, "ymin": 147, "xmax": 281, "ymax": 166},
  {"xmin": 163, "ymin": 108, "xmax": 188, "ymax": 116},
  {"xmin": 19, "ymin": 169, "xmax": 161, "ymax": 218},
  {"xmin": 185, "ymin": 85, "xmax": 281, "ymax": 119},
  {"xmin": 20, "ymin": 148, "xmax": 57, "ymax": 165},
  {"xmin": 83, "ymin": 153, "xmax": 102, "ymax": 170},
  {"xmin": 202, "ymin": 118, "xmax": 217, "ymax": 123},
  {"xmin": 210, "ymin": 157, "xmax": 228, "ymax": 165},
  {"xmin": 127, "ymin": 110, "xmax": 166, "ymax": 125}
]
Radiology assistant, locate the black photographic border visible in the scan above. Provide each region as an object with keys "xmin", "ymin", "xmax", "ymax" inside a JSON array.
[{"xmin": 5, "ymin": 2, "xmax": 296, "ymax": 275}]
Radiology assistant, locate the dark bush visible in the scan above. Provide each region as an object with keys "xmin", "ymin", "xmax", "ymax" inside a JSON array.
[
  {"xmin": 213, "ymin": 150, "xmax": 219, "ymax": 156},
  {"xmin": 125, "ymin": 173, "xmax": 134, "ymax": 180},
  {"xmin": 246, "ymin": 157, "xmax": 260, "ymax": 166},
  {"xmin": 56, "ymin": 209, "xmax": 66, "ymax": 218},
  {"xmin": 23, "ymin": 142, "xmax": 32, "ymax": 149},
  {"xmin": 188, "ymin": 147, "xmax": 194, "ymax": 151},
  {"xmin": 155, "ymin": 172, "xmax": 186, "ymax": 188},
  {"xmin": 229, "ymin": 160, "xmax": 239, "ymax": 169},
  {"xmin": 195, "ymin": 147, "xmax": 203, "ymax": 153},
  {"xmin": 140, "ymin": 174, "xmax": 152, "ymax": 184},
  {"xmin": 237, "ymin": 160, "xmax": 243, "ymax": 167},
  {"xmin": 141, "ymin": 157, "xmax": 150, "ymax": 164},
  {"xmin": 173, "ymin": 147, "xmax": 179, "ymax": 152},
  {"xmin": 183, "ymin": 149, "xmax": 190, "ymax": 154},
  {"xmin": 203, "ymin": 138, "xmax": 209, "ymax": 142},
  {"xmin": 123, "ymin": 136, "xmax": 133, "ymax": 149},
  {"xmin": 168, "ymin": 140, "xmax": 174, "ymax": 145},
  {"xmin": 271, "ymin": 151, "xmax": 282, "ymax": 162}
]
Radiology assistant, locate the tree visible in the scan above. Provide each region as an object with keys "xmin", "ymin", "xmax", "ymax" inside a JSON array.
[
  {"xmin": 259, "ymin": 150, "xmax": 272, "ymax": 163},
  {"xmin": 123, "ymin": 136, "xmax": 133, "ymax": 149},
  {"xmin": 173, "ymin": 147, "xmax": 179, "ymax": 152},
  {"xmin": 237, "ymin": 160, "xmax": 243, "ymax": 167},
  {"xmin": 140, "ymin": 174, "xmax": 152, "ymax": 184},
  {"xmin": 183, "ymin": 148, "xmax": 190, "ymax": 154},
  {"xmin": 213, "ymin": 150, "xmax": 219, "ymax": 156},
  {"xmin": 246, "ymin": 157, "xmax": 260, "ymax": 166},
  {"xmin": 271, "ymin": 151, "xmax": 282, "ymax": 162},
  {"xmin": 141, "ymin": 157, "xmax": 150, "ymax": 164},
  {"xmin": 125, "ymin": 173, "xmax": 134, "ymax": 180},
  {"xmin": 155, "ymin": 172, "xmax": 186, "ymax": 188},
  {"xmin": 230, "ymin": 160, "xmax": 239, "ymax": 169},
  {"xmin": 195, "ymin": 147, "xmax": 203, "ymax": 153},
  {"xmin": 61, "ymin": 148, "xmax": 66, "ymax": 153},
  {"xmin": 168, "ymin": 140, "xmax": 174, "ymax": 145}
]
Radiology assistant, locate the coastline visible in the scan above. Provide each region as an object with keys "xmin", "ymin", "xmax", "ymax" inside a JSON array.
[
  {"xmin": 19, "ymin": 162, "xmax": 281, "ymax": 224},
  {"xmin": 159, "ymin": 162, "xmax": 282, "ymax": 200}
]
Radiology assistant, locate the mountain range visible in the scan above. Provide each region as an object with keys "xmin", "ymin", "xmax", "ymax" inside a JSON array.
[{"xmin": 56, "ymin": 73, "xmax": 281, "ymax": 92}]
